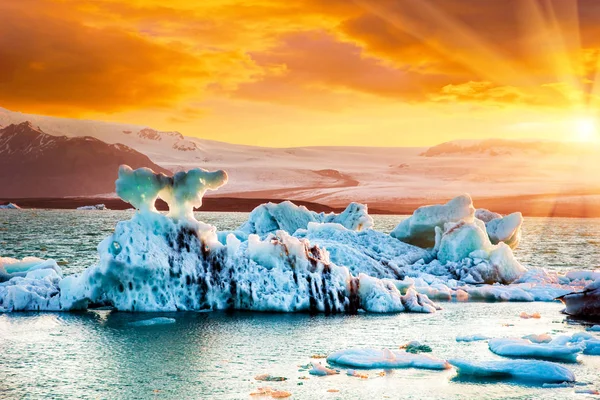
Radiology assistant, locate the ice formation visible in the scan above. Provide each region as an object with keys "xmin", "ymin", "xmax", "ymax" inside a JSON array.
[
  {"xmin": 449, "ymin": 359, "xmax": 575, "ymax": 384},
  {"xmin": 488, "ymin": 338, "xmax": 581, "ymax": 362},
  {"xmin": 128, "ymin": 317, "xmax": 176, "ymax": 327},
  {"xmin": 1, "ymin": 165, "xmax": 600, "ymax": 315},
  {"xmin": 327, "ymin": 348, "xmax": 450, "ymax": 370},
  {"xmin": 238, "ymin": 201, "xmax": 373, "ymax": 237}
]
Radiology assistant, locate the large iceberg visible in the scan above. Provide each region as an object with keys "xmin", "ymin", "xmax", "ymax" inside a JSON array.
[
  {"xmin": 1, "ymin": 165, "xmax": 599, "ymax": 315},
  {"xmin": 0, "ymin": 166, "xmax": 438, "ymax": 314}
]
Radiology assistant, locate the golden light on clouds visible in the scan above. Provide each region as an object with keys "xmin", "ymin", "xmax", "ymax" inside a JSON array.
[{"xmin": 1, "ymin": 0, "xmax": 600, "ymax": 146}]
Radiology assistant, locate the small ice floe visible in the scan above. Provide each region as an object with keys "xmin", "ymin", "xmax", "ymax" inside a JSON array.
[
  {"xmin": 128, "ymin": 317, "xmax": 176, "ymax": 327},
  {"xmin": 456, "ymin": 334, "xmax": 491, "ymax": 342},
  {"xmin": 76, "ymin": 204, "xmax": 108, "ymax": 210},
  {"xmin": 553, "ymin": 332, "xmax": 600, "ymax": 356},
  {"xmin": 449, "ymin": 359, "xmax": 575, "ymax": 384},
  {"xmin": 254, "ymin": 374, "xmax": 287, "ymax": 382},
  {"xmin": 0, "ymin": 203, "xmax": 21, "ymax": 209},
  {"xmin": 522, "ymin": 334, "xmax": 553, "ymax": 344},
  {"xmin": 488, "ymin": 338, "xmax": 581, "ymax": 362},
  {"xmin": 327, "ymin": 348, "xmax": 450, "ymax": 370},
  {"xmin": 519, "ymin": 312, "xmax": 541, "ymax": 319},
  {"xmin": 346, "ymin": 369, "xmax": 369, "ymax": 379},
  {"xmin": 575, "ymin": 389, "xmax": 600, "ymax": 395},
  {"xmin": 308, "ymin": 362, "xmax": 338, "ymax": 376},
  {"xmin": 587, "ymin": 325, "xmax": 600, "ymax": 332}
]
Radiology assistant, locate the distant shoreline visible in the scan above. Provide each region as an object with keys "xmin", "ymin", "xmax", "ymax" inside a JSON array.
[{"xmin": 2, "ymin": 194, "xmax": 600, "ymax": 218}]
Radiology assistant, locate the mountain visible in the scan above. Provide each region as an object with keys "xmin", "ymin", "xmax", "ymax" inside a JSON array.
[
  {"xmin": 420, "ymin": 139, "xmax": 600, "ymax": 157},
  {"xmin": 0, "ymin": 122, "xmax": 170, "ymax": 197},
  {"xmin": 1, "ymin": 107, "xmax": 600, "ymax": 216}
]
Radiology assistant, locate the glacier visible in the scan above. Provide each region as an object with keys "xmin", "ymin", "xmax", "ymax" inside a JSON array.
[{"xmin": 1, "ymin": 165, "xmax": 599, "ymax": 315}]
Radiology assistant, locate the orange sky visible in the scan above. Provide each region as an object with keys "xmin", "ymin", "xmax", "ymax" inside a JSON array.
[{"xmin": 1, "ymin": 0, "xmax": 600, "ymax": 147}]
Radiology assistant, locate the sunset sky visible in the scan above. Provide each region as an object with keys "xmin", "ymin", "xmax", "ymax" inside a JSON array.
[{"xmin": 1, "ymin": 0, "xmax": 600, "ymax": 147}]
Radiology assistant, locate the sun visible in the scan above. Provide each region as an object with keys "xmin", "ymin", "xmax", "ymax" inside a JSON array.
[{"xmin": 574, "ymin": 118, "xmax": 598, "ymax": 142}]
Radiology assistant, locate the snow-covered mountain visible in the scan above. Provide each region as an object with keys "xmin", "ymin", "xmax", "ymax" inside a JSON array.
[
  {"xmin": 0, "ymin": 121, "xmax": 169, "ymax": 197},
  {"xmin": 1, "ymin": 106, "xmax": 600, "ymax": 215}
]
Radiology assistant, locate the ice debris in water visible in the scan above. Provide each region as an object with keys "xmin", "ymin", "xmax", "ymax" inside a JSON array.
[
  {"xmin": 237, "ymin": 200, "xmax": 373, "ymax": 237},
  {"xmin": 449, "ymin": 359, "xmax": 576, "ymax": 384},
  {"xmin": 327, "ymin": 348, "xmax": 450, "ymax": 370},
  {"xmin": 400, "ymin": 341, "xmax": 433, "ymax": 353},
  {"xmin": 308, "ymin": 362, "xmax": 339, "ymax": 376},
  {"xmin": 588, "ymin": 325, "xmax": 600, "ymax": 332},
  {"xmin": 456, "ymin": 334, "xmax": 491, "ymax": 342},
  {"xmin": 128, "ymin": 317, "xmax": 176, "ymax": 327}
]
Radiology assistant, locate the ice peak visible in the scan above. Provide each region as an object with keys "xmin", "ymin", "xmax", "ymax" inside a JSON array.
[{"xmin": 116, "ymin": 165, "xmax": 228, "ymax": 219}]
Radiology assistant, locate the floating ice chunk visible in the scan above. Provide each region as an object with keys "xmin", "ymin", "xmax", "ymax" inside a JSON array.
[
  {"xmin": 449, "ymin": 359, "xmax": 575, "ymax": 384},
  {"xmin": 0, "ymin": 202, "xmax": 21, "ymax": 209},
  {"xmin": 553, "ymin": 332, "xmax": 600, "ymax": 356},
  {"xmin": 0, "ymin": 259, "xmax": 63, "ymax": 311},
  {"xmin": 358, "ymin": 274, "xmax": 440, "ymax": 313},
  {"xmin": 0, "ymin": 257, "xmax": 62, "ymax": 283},
  {"xmin": 76, "ymin": 204, "xmax": 108, "ymax": 210},
  {"xmin": 456, "ymin": 334, "xmax": 491, "ymax": 342},
  {"xmin": 238, "ymin": 201, "xmax": 373, "ymax": 237},
  {"xmin": 327, "ymin": 348, "xmax": 450, "ymax": 370},
  {"xmin": 308, "ymin": 362, "xmax": 338, "ymax": 376},
  {"xmin": 488, "ymin": 338, "xmax": 582, "ymax": 362},
  {"xmin": 474, "ymin": 208, "xmax": 502, "ymax": 223},
  {"xmin": 391, "ymin": 194, "xmax": 475, "ymax": 248},
  {"xmin": 128, "ymin": 317, "xmax": 176, "ymax": 327},
  {"xmin": 558, "ymin": 278, "xmax": 600, "ymax": 317},
  {"xmin": 484, "ymin": 212, "xmax": 522, "ymax": 249},
  {"xmin": 400, "ymin": 340, "xmax": 432, "ymax": 353}
]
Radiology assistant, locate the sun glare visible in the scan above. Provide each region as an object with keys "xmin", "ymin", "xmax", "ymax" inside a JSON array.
[{"xmin": 574, "ymin": 118, "xmax": 598, "ymax": 142}]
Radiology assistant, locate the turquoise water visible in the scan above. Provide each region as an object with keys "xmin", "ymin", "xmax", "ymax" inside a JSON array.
[{"xmin": 1, "ymin": 211, "xmax": 600, "ymax": 399}]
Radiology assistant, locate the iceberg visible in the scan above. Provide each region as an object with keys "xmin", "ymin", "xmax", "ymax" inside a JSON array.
[
  {"xmin": 488, "ymin": 338, "xmax": 581, "ymax": 362},
  {"xmin": 1, "ymin": 165, "xmax": 599, "ymax": 314},
  {"xmin": 327, "ymin": 348, "xmax": 450, "ymax": 370},
  {"xmin": 0, "ymin": 166, "xmax": 440, "ymax": 314},
  {"xmin": 77, "ymin": 204, "xmax": 108, "ymax": 210},
  {"xmin": 449, "ymin": 359, "xmax": 575, "ymax": 384},
  {"xmin": 0, "ymin": 202, "xmax": 21, "ymax": 209},
  {"xmin": 238, "ymin": 201, "xmax": 373, "ymax": 237}
]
